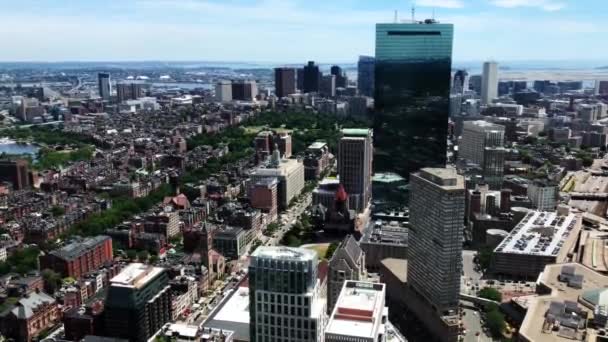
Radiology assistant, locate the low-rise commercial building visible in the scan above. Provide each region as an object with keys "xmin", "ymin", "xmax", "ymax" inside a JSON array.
[{"xmin": 493, "ymin": 211, "xmax": 580, "ymax": 278}]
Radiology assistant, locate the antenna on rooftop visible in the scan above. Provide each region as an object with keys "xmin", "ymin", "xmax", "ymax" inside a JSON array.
[
  {"xmin": 411, "ymin": 2, "xmax": 416, "ymax": 22},
  {"xmin": 432, "ymin": 7, "xmax": 436, "ymax": 20},
  {"xmin": 394, "ymin": 9, "xmax": 398, "ymax": 23}
]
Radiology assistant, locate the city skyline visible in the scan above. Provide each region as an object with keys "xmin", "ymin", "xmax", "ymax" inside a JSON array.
[{"xmin": 1, "ymin": 0, "xmax": 607, "ymax": 62}]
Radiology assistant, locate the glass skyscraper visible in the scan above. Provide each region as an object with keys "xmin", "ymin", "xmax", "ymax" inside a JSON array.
[{"xmin": 374, "ymin": 21, "xmax": 454, "ymax": 178}]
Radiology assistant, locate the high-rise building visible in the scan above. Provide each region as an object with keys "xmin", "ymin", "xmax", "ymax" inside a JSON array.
[
  {"xmin": 215, "ymin": 80, "xmax": 233, "ymax": 102},
  {"xmin": 357, "ymin": 56, "xmax": 375, "ymax": 97},
  {"xmin": 469, "ymin": 75, "xmax": 482, "ymax": 94},
  {"xmin": 0, "ymin": 159, "xmax": 30, "ymax": 190},
  {"xmin": 409, "ymin": 168, "xmax": 464, "ymax": 315},
  {"xmin": 303, "ymin": 61, "xmax": 321, "ymax": 93},
  {"xmin": 232, "ymin": 80, "xmax": 258, "ymax": 101},
  {"xmin": 116, "ymin": 82, "xmax": 144, "ymax": 102},
  {"xmin": 98, "ymin": 72, "xmax": 111, "ymax": 100},
  {"xmin": 249, "ymin": 247, "xmax": 327, "ymax": 342},
  {"xmin": 481, "ymin": 61, "xmax": 498, "ymax": 105},
  {"xmin": 324, "ymin": 281, "xmax": 387, "ymax": 342},
  {"xmin": 459, "ymin": 120, "xmax": 505, "ymax": 165},
  {"xmin": 104, "ymin": 263, "xmax": 172, "ymax": 341},
  {"xmin": 320, "ymin": 74, "xmax": 336, "ymax": 97},
  {"xmin": 459, "ymin": 121, "xmax": 506, "ymax": 188},
  {"xmin": 374, "ymin": 21, "xmax": 454, "ymax": 177},
  {"xmin": 297, "ymin": 68, "xmax": 305, "ymax": 91},
  {"xmin": 338, "ymin": 128, "xmax": 373, "ymax": 213},
  {"xmin": 452, "ymin": 70, "xmax": 468, "ymax": 94},
  {"xmin": 327, "ymin": 236, "xmax": 366, "ymax": 315},
  {"xmin": 274, "ymin": 68, "xmax": 296, "ymax": 98},
  {"xmin": 330, "ymin": 65, "xmax": 347, "ymax": 88}
]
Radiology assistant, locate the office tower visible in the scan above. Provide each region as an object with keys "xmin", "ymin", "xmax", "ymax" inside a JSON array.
[
  {"xmin": 469, "ymin": 75, "xmax": 482, "ymax": 94},
  {"xmin": 320, "ymin": 74, "xmax": 336, "ymax": 97},
  {"xmin": 330, "ymin": 65, "xmax": 347, "ymax": 88},
  {"xmin": 357, "ymin": 56, "xmax": 375, "ymax": 97},
  {"xmin": 338, "ymin": 128, "xmax": 373, "ymax": 213},
  {"xmin": 460, "ymin": 120, "xmax": 505, "ymax": 164},
  {"xmin": 409, "ymin": 168, "xmax": 464, "ymax": 315},
  {"xmin": 374, "ymin": 21, "xmax": 454, "ymax": 178},
  {"xmin": 215, "ymin": 80, "xmax": 233, "ymax": 102},
  {"xmin": 104, "ymin": 263, "xmax": 172, "ymax": 341},
  {"xmin": 460, "ymin": 120, "xmax": 505, "ymax": 189},
  {"xmin": 0, "ymin": 159, "xmax": 30, "ymax": 190},
  {"xmin": 274, "ymin": 68, "xmax": 296, "ymax": 98},
  {"xmin": 303, "ymin": 61, "xmax": 321, "ymax": 93},
  {"xmin": 98, "ymin": 72, "xmax": 111, "ymax": 100},
  {"xmin": 232, "ymin": 80, "xmax": 258, "ymax": 101},
  {"xmin": 452, "ymin": 69, "xmax": 468, "ymax": 94},
  {"xmin": 116, "ymin": 82, "xmax": 144, "ymax": 102},
  {"xmin": 297, "ymin": 68, "xmax": 305, "ymax": 91},
  {"xmin": 249, "ymin": 247, "xmax": 326, "ymax": 342},
  {"xmin": 324, "ymin": 281, "xmax": 387, "ymax": 342},
  {"xmin": 481, "ymin": 61, "xmax": 498, "ymax": 105},
  {"xmin": 327, "ymin": 235, "xmax": 366, "ymax": 315}
]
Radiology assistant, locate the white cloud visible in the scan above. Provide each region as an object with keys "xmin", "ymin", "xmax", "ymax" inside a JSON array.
[
  {"xmin": 417, "ymin": 0, "xmax": 465, "ymax": 9},
  {"xmin": 491, "ymin": 0, "xmax": 566, "ymax": 11}
]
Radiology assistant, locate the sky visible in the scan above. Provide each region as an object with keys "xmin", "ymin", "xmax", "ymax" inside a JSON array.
[{"xmin": 0, "ymin": 0, "xmax": 606, "ymax": 63}]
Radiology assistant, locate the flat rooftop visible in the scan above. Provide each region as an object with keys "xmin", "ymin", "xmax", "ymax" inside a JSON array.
[
  {"xmin": 417, "ymin": 167, "xmax": 464, "ymax": 190},
  {"xmin": 51, "ymin": 235, "xmax": 110, "ymax": 261},
  {"xmin": 251, "ymin": 246, "xmax": 316, "ymax": 261},
  {"xmin": 325, "ymin": 281, "xmax": 385, "ymax": 339},
  {"xmin": 110, "ymin": 263, "xmax": 164, "ymax": 289},
  {"xmin": 203, "ymin": 286, "xmax": 250, "ymax": 341},
  {"xmin": 520, "ymin": 262, "xmax": 608, "ymax": 342},
  {"xmin": 308, "ymin": 142, "xmax": 327, "ymax": 150},
  {"xmin": 361, "ymin": 220, "xmax": 408, "ymax": 246},
  {"xmin": 341, "ymin": 128, "xmax": 371, "ymax": 137},
  {"xmin": 495, "ymin": 211, "xmax": 579, "ymax": 257}
]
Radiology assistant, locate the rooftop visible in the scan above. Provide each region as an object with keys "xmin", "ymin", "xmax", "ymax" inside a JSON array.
[
  {"xmin": 418, "ymin": 167, "xmax": 464, "ymax": 190},
  {"xmin": 251, "ymin": 246, "xmax": 317, "ymax": 262},
  {"xmin": 110, "ymin": 263, "xmax": 165, "ymax": 289},
  {"xmin": 50, "ymin": 235, "xmax": 110, "ymax": 261},
  {"xmin": 495, "ymin": 211, "xmax": 579, "ymax": 257},
  {"xmin": 341, "ymin": 128, "xmax": 372, "ymax": 137},
  {"xmin": 520, "ymin": 262, "xmax": 608, "ymax": 342},
  {"xmin": 325, "ymin": 281, "xmax": 386, "ymax": 338},
  {"xmin": 203, "ymin": 286, "xmax": 250, "ymax": 341}
]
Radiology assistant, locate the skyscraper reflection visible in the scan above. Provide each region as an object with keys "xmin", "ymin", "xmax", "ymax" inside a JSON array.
[{"xmin": 374, "ymin": 20, "xmax": 454, "ymax": 178}]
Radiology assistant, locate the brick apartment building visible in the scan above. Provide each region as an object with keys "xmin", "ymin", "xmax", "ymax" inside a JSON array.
[{"xmin": 39, "ymin": 236, "xmax": 113, "ymax": 279}]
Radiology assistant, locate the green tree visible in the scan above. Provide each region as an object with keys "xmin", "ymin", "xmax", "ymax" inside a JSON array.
[
  {"xmin": 325, "ymin": 242, "xmax": 339, "ymax": 259},
  {"xmin": 477, "ymin": 247, "xmax": 494, "ymax": 270},
  {"xmin": 41, "ymin": 269, "xmax": 62, "ymax": 294},
  {"xmin": 138, "ymin": 250, "xmax": 149, "ymax": 261},
  {"xmin": 50, "ymin": 206, "xmax": 65, "ymax": 217},
  {"xmin": 478, "ymin": 287, "xmax": 502, "ymax": 302},
  {"xmin": 126, "ymin": 250, "xmax": 137, "ymax": 260},
  {"xmin": 149, "ymin": 255, "xmax": 160, "ymax": 264},
  {"xmin": 485, "ymin": 306, "xmax": 506, "ymax": 338}
]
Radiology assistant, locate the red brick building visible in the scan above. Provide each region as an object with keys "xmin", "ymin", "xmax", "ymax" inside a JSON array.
[
  {"xmin": 0, "ymin": 291, "xmax": 60, "ymax": 342},
  {"xmin": 39, "ymin": 236, "xmax": 113, "ymax": 279},
  {"xmin": 249, "ymin": 178, "xmax": 278, "ymax": 223}
]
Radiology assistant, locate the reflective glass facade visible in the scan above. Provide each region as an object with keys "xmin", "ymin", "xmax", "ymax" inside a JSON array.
[{"xmin": 374, "ymin": 22, "xmax": 454, "ymax": 178}]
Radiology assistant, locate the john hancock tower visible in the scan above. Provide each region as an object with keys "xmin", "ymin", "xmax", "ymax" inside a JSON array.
[{"xmin": 374, "ymin": 20, "xmax": 454, "ymax": 178}]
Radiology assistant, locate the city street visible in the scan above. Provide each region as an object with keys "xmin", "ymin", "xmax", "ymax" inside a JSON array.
[
  {"xmin": 265, "ymin": 193, "xmax": 312, "ymax": 247},
  {"xmin": 461, "ymin": 304, "xmax": 492, "ymax": 342}
]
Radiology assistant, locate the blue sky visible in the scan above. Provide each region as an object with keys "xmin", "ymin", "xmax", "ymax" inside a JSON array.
[{"xmin": 0, "ymin": 0, "xmax": 606, "ymax": 63}]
